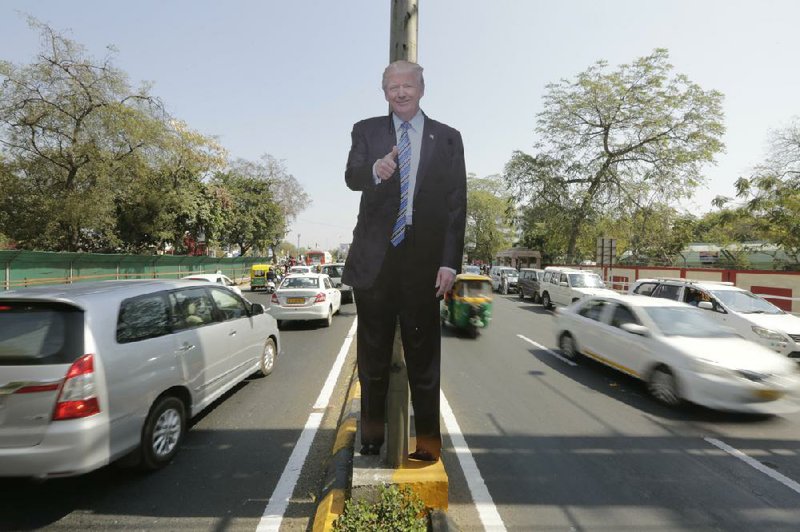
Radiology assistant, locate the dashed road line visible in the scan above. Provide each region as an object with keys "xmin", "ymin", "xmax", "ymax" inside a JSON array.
[
  {"xmin": 441, "ymin": 391, "xmax": 507, "ymax": 531},
  {"xmin": 517, "ymin": 334, "xmax": 577, "ymax": 367},
  {"xmin": 705, "ymin": 437, "xmax": 800, "ymax": 495}
]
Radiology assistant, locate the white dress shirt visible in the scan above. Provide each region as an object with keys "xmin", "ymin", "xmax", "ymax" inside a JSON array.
[{"xmin": 373, "ymin": 110, "xmax": 424, "ymax": 226}]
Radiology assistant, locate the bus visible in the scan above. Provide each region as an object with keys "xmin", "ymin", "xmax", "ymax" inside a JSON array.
[{"xmin": 305, "ymin": 250, "xmax": 333, "ymax": 268}]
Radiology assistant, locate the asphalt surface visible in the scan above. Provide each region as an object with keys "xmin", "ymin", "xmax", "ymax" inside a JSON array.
[
  {"xmin": 4, "ymin": 290, "xmax": 800, "ymax": 531},
  {"xmin": 440, "ymin": 292, "xmax": 800, "ymax": 531},
  {"xmin": 0, "ymin": 290, "xmax": 358, "ymax": 532}
]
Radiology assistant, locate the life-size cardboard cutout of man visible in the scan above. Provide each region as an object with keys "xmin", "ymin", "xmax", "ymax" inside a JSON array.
[{"xmin": 342, "ymin": 60, "xmax": 467, "ymax": 461}]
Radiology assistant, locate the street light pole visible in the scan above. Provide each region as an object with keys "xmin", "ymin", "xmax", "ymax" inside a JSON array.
[{"xmin": 386, "ymin": 0, "xmax": 418, "ymax": 469}]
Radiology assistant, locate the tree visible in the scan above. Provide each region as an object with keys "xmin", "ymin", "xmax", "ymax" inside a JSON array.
[
  {"xmin": 720, "ymin": 118, "xmax": 800, "ymax": 266},
  {"xmin": 610, "ymin": 205, "xmax": 695, "ymax": 265},
  {"xmin": 465, "ymin": 174, "xmax": 513, "ymax": 264},
  {"xmin": 505, "ymin": 49, "xmax": 725, "ymax": 262},
  {"xmin": 213, "ymin": 158, "xmax": 287, "ymax": 256},
  {"xmin": 259, "ymin": 155, "xmax": 310, "ymax": 259},
  {"xmin": 0, "ymin": 18, "xmax": 166, "ymax": 250},
  {"xmin": 114, "ymin": 120, "xmax": 227, "ymax": 253}
]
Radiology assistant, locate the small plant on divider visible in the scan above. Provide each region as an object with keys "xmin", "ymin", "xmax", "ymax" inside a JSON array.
[{"xmin": 333, "ymin": 484, "xmax": 428, "ymax": 531}]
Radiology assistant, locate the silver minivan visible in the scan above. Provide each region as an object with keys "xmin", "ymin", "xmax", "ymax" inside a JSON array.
[{"xmin": 0, "ymin": 280, "xmax": 280, "ymax": 478}]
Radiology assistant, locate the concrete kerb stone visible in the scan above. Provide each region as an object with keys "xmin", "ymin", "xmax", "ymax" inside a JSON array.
[
  {"xmin": 311, "ymin": 362, "xmax": 360, "ymax": 532},
  {"xmin": 311, "ymin": 332, "xmax": 455, "ymax": 531}
]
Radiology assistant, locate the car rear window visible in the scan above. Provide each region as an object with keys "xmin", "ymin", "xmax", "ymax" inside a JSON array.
[{"xmin": 0, "ymin": 301, "xmax": 85, "ymax": 365}]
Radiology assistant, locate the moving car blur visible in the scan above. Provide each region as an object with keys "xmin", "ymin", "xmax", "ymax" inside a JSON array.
[
  {"xmin": 554, "ymin": 294, "xmax": 800, "ymax": 413},
  {"xmin": 630, "ymin": 278, "xmax": 800, "ymax": 360}
]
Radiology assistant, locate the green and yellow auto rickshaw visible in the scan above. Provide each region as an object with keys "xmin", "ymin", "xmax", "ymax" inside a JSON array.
[
  {"xmin": 440, "ymin": 273, "xmax": 493, "ymax": 338},
  {"xmin": 250, "ymin": 264, "xmax": 273, "ymax": 292}
]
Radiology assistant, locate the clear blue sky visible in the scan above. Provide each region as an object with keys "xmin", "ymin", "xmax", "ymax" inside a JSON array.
[{"xmin": 2, "ymin": 1, "xmax": 798, "ymax": 251}]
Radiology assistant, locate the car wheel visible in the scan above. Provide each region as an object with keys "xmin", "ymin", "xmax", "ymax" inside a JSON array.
[
  {"xmin": 542, "ymin": 293, "xmax": 552, "ymax": 309},
  {"xmin": 648, "ymin": 365, "xmax": 681, "ymax": 407},
  {"xmin": 324, "ymin": 307, "xmax": 333, "ymax": 327},
  {"xmin": 141, "ymin": 395, "xmax": 185, "ymax": 470},
  {"xmin": 559, "ymin": 332, "xmax": 580, "ymax": 361},
  {"xmin": 258, "ymin": 338, "xmax": 276, "ymax": 377}
]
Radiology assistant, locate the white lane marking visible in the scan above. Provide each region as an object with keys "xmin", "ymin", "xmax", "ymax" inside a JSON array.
[
  {"xmin": 517, "ymin": 334, "xmax": 577, "ymax": 367},
  {"xmin": 705, "ymin": 437, "xmax": 800, "ymax": 495},
  {"xmin": 441, "ymin": 391, "xmax": 507, "ymax": 531},
  {"xmin": 257, "ymin": 318, "xmax": 358, "ymax": 531},
  {"xmin": 314, "ymin": 318, "xmax": 358, "ymax": 409}
]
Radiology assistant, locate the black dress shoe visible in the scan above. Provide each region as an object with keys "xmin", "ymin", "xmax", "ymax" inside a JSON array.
[
  {"xmin": 409, "ymin": 450, "xmax": 438, "ymax": 462},
  {"xmin": 360, "ymin": 443, "xmax": 381, "ymax": 456}
]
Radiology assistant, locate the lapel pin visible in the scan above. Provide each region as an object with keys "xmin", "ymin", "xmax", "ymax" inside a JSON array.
[{"xmin": 429, "ymin": 134, "xmax": 435, "ymax": 139}]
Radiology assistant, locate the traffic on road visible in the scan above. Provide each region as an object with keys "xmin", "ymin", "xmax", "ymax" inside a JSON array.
[{"xmin": 2, "ymin": 272, "xmax": 800, "ymax": 530}]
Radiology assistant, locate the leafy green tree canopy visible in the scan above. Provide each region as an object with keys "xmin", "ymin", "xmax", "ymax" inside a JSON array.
[
  {"xmin": 466, "ymin": 174, "xmax": 513, "ymax": 264},
  {"xmin": 505, "ymin": 49, "xmax": 725, "ymax": 262},
  {"xmin": 0, "ymin": 18, "xmax": 165, "ymax": 250}
]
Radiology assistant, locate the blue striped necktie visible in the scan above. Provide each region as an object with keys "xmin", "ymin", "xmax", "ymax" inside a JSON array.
[{"xmin": 390, "ymin": 121, "xmax": 411, "ymax": 247}]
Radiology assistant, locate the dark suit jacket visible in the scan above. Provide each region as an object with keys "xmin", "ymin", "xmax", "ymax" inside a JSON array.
[{"xmin": 342, "ymin": 112, "xmax": 467, "ymax": 291}]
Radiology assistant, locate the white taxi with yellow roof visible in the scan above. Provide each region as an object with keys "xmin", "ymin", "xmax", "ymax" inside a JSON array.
[{"xmin": 554, "ymin": 293, "xmax": 800, "ymax": 413}]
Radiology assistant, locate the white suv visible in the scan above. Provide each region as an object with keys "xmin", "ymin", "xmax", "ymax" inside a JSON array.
[
  {"xmin": 489, "ymin": 266, "xmax": 519, "ymax": 294},
  {"xmin": 630, "ymin": 278, "xmax": 800, "ymax": 361},
  {"xmin": 539, "ymin": 267, "xmax": 617, "ymax": 309}
]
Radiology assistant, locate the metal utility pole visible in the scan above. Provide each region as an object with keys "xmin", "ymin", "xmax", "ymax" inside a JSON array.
[
  {"xmin": 390, "ymin": 0, "xmax": 418, "ymax": 63},
  {"xmin": 386, "ymin": 0, "xmax": 418, "ymax": 469}
]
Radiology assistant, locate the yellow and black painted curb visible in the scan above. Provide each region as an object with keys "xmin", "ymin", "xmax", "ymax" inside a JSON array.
[{"xmin": 312, "ymin": 364, "xmax": 360, "ymax": 531}]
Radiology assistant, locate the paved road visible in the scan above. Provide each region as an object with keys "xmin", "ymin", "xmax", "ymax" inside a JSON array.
[
  {"xmin": 5, "ymin": 289, "xmax": 800, "ymax": 531},
  {"xmin": 0, "ymin": 290, "xmax": 358, "ymax": 532},
  {"xmin": 441, "ymin": 293, "xmax": 800, "ymax": 531}
]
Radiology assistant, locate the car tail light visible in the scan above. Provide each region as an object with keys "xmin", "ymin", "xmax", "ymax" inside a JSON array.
[
  {"xmin": 314, "ymin": 292, "xmax": 326, "ymax": 303},
  {"xmin": 52, "ymin": 354, "xmax": 100, "ymax": 420},
  {"xmin": 271, "ymin": 293, "xmax": 279, "ymax": 304}
]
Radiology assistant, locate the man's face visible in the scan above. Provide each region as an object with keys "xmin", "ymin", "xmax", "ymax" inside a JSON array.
[{"xmin": 384, "ymin": 71, "xmax": 424, "ymax": 122}]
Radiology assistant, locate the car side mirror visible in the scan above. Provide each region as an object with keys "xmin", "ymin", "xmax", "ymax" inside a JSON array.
[
  {"xmin": 620, "ymin": 323, "xmax": 649, "ymax": 336},
  {"xmin": 697, "ymin": 301, "xmax": 713, "ymax": 310},
  {"xmin": 251, "ymin": 303, "xmax": 265, "ymax": 315}
]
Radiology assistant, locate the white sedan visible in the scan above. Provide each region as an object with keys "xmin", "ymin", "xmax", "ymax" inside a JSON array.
[
  {"xmin": 182, "ymin": 273, "xmax": 242, "ymax": 296},
  {"xmin": 269, "ymin": 273, "xmax": 341, "ymax": 328},
  {"xmin": 554, "ymin": 294, "xmax": 800, "ymax": 414}
]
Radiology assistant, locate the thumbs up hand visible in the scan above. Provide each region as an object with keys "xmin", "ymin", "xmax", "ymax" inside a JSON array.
[{"xmin": 375, "ymin": 146, "xmax": 398, "ymax": 181}]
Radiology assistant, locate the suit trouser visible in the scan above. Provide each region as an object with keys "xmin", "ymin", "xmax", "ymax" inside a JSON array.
[{"xmin": 353, "ymin": 232, "xmax": 442, "ymax": 456}]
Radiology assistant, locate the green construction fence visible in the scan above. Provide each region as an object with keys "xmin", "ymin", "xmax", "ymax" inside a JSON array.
[{"xmin": 1, "ymin": 250, "xmax": 272, "ymax": 291}]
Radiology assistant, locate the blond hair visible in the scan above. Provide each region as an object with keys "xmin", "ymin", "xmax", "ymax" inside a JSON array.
[{"xmin": 382, "ymin": 60, "xmax": 425, "ymax": 91}]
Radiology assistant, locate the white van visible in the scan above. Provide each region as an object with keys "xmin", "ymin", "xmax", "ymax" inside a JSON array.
[
  {"xmin": 630, "ymin": 278, "xmax": 800, "ymax": 360},
  {"xmin": 540, "ymin": 267, "xmax": 617, "ymax": 309},
  {"xmin": 0, "ymin": 280, "xmax": 280, "ymax": 478}
]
